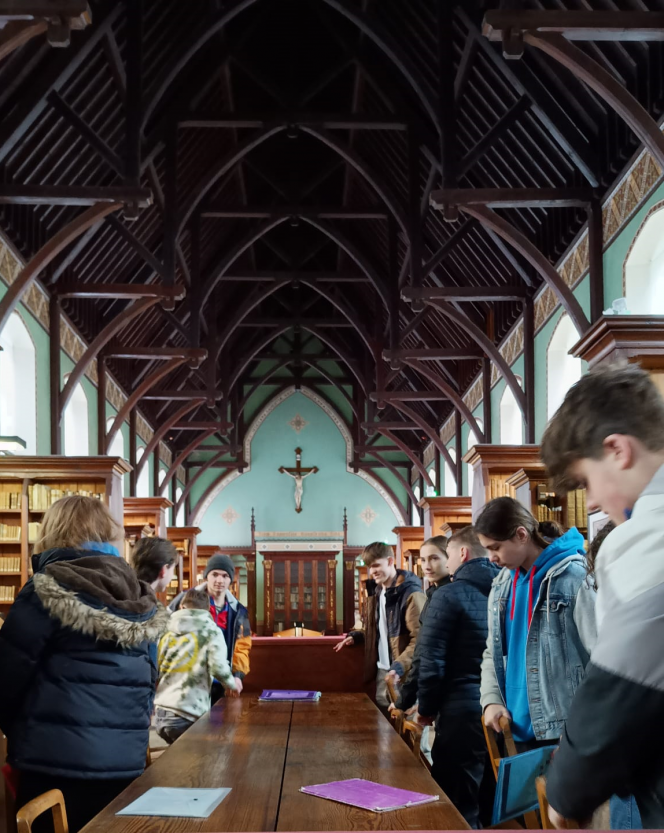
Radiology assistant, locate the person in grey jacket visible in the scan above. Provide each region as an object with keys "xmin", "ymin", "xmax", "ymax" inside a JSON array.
[{"xmin": 476, "ymin": 498, "xmax": 596, "ymax": 748}]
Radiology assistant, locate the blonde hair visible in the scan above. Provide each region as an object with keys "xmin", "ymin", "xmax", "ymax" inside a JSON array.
[{"xmin": 34, "ymin": 496, "xmax": 123, "ymax": 554}]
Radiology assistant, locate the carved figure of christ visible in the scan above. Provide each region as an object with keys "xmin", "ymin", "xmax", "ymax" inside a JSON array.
[{"xmin": 279, "ymin": 447, "xmax": 318, "ymax": 513}]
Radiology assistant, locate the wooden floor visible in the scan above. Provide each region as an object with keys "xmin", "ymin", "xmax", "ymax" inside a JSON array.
[{"xmin": 81, "ymin": 693, "xmax": 468, "ymax": 833}]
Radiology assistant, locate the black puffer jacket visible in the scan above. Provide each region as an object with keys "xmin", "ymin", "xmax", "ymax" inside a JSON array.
[
  {"xmin": 0, "ymin": 547, "xmax": 168, "ymax": 779},
  {"xmin": 417, "ymin": 557, "xmax": 498, "ymax": 719}
]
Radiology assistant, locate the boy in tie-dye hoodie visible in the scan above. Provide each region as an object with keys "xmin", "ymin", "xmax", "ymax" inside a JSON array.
[{"xmin": 154, "ymin": 588, "xmax": 237, "ymax": 743}]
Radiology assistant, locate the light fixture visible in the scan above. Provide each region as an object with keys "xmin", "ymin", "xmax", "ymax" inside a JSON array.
[{"xmin": 0, "ymin": 435, "xmax": 26, "ymax": 455}]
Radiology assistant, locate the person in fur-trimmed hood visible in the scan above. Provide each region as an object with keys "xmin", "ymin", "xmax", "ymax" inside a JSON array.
[{"xmin": 0, "ymin": 496, "xmax": 169, "ymax": 833}]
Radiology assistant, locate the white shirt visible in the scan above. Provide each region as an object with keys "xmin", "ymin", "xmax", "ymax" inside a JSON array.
[{"xmin": 377, "ymin": 587, "xmax": 390, "ymax": 671}]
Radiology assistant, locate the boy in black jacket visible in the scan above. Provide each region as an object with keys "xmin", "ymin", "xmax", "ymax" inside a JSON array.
[
  {"xmin": 415, "ymin": 526, "xmax": 498, "ymax": 828},
  {"xmin": 541, "ymin": 365, "xmax": 664, "ymax": 829}
]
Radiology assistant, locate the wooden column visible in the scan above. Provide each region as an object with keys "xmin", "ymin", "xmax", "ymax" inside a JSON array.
[
  {"xmin": 97, "ymin": 353, "xmax": 107, "ymax": 455},
  {"xmin": 588, "ymin": 197, "xmax": 605, "ymax": 322},
  {"xmin": 483, "ymin": 357, "xmax": 492, "ymax": 443},
  {"xmin": 129, "ymin": 409, "xmax": 137, "ymax": 496},
  {"xmin": 523, "ymin": 298, "xmax": 536, "ymax": 443},
  {"xmin": 153, "ymin": 444, "xmax": 160, "ymax": 497},
  {"xmin": 343, "ymin": 556, "xmax": 355, "ymax": 633},
  {"xmin": 49, "ymin": 294, "xmax": 61, "ymax": 454},
  {"xmin": 434, "ymin": 451, "xmax": 442, "ymax": 497},
  {"xmin": 327, "ymin": 559, "xmax": 337, "ymax": 634},
  {"xmin": 263, "ymin": 559, "xmax": 273, "ymax": 635},
  {"xmin": 246, "ymin": 556, "xmax": 256, "ymax": 633},
  {"xmin": 455, "ymin": 410, "xmax": 463, "ymax": 496}
]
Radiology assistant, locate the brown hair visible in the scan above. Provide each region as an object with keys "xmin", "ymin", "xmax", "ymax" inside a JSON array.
[
  {"xmin": 542, "ymin": 364, "xmax": 664, "ymax": 492},
  {"xmin": 449, "ymin": 525, "xmax": 487, "ymax": 558},
  {"xmin": 362, "ymin": 542, "xmax": 394, "ymax": 567},
  {"xmin": 539, "ymin": 520, "xmax": 564, "ymax": 541},
  {"xmin": 34, "ymin": 496, "xmax": 123, "ymax": 554},
  {"xmin": 586, "ymin": 521, "xmax": 616, "ymax": 590},
  {"xmin": 181, "ymin": 588, "xmax": 210, "ymax": 610},
  {"xmin": 132, "ymin": 537, "xmax": 178, "ymax": 583},
  {"xmin": 475, "ymin": 497, "xmax": 549, "ymax": 549},
  {"xmin": 421, "ymin": 535, "xmax": 448, "ymax": 554}
]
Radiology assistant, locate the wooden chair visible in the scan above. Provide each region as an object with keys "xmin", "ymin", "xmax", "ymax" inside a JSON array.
[
  {"xmin": 385, "ymin": 678, "xmax": 404, "ymax": 735},
  {"xmin": 536, "ymin": 777, "xmax": 577, "ymax": 830},
  {"xmin": 16, "ymin": 789, "xmax": 68, "ymax": 833},
  {"xmin": 401, "ymin": 719, "xmax": 433, "ymax": 772},
  {"xmin": 483, "ymin": 716, "xmax": 537, "ymax": 830}
]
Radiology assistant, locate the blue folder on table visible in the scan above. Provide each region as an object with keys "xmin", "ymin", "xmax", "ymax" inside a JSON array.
[{"xmin": 492, "ymin": 745, "xmax": 557, "ymax": 825}]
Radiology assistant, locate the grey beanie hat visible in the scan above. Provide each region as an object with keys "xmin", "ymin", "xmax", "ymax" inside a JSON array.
[{"xmin": 204, "ymin": 553, "xmax": 235, "ymax": 580}]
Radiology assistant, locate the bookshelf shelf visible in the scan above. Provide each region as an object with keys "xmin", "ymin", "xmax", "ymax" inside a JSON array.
[{"xmin": 0, "ymin": 456, "xmax": 130, "ymax": 611}]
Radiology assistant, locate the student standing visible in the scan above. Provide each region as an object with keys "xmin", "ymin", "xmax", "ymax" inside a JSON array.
[
  {"xmin": 155, "ymin": 588, "xmax": 237, "ymax": 743},
  {"xmin": 415, "ymin": 527, "xmax": 498, "ymax": 828},
  {"xmin": 0, "ymin": 496, "xmax": 167, "ymax": 833},
  {"xmin": 476, "ymin": 497, "xmax": 596, "ymax": 750},
  {"xmin": 334, "ymin": 542, "xmax": 425, "ymax": 710},
  {"xmin": 541, "ymin": 365, "xmax": 664, "ymax": 829},
  {"xmin": 170, "ymin": 553, "xmax": 251, "ymax": 701},
  {"xmin": 131, "ymin": 536, "xmax": 178, "ymax": 593}
]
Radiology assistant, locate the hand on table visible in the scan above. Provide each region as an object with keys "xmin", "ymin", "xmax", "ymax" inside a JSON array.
[
  {"xmin": 483, "ymin": 703, "xmax": 512, "ymax": 733},
  {"xmin": 228, "ymin": 677, "xmax": 243, "ymax": 697},
  {"xmin": 333, "ymin": 636, "xmax": 353, "ymax": 652}
]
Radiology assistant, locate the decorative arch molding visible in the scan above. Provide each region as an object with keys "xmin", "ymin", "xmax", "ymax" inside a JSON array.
[{"xmin": 191, "ymin": 385, "xmax": 407, "ymax": 527}]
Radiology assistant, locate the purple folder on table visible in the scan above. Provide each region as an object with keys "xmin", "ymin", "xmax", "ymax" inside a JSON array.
[
  {"xmin": 259, "ymin": 689, "xmax": 321, "ymax": 701},
  {"xmin": 300, "ymin": 778, "xmax": 439, "ymax": 813}
]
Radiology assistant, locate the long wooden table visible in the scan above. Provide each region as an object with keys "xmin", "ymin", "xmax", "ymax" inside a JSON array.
[{"xmin": 81, "ymin": 694, "xmax": 468, "ymax": 833}]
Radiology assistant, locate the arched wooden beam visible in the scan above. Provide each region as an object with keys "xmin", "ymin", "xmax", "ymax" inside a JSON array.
[
  {"xmin": 211, "ymin": 279, "xmax": 291, "ymax": 360},
  {"xmin": 298, "ymin": 277, "xmax": 374, "ymax": 354},
  {"xmin": 301, "ymin": 125, "xmax": 408, "ymax": 235},
  {"xmin": 225, "ymin": 325, "xmax": 293, "ymax": 393},
  {"xmin": 387, "ymin": 359, "xmax": 487, "ymax": 439},
  {"xmin": 526, "ymin": 33, "xmax": 664, "ymax": 174},
  {"xmin": 300, "ymin": 217, "xmax": 390, "ymax": 309},
  {"xmin": 318, "ymin": 0, "xmax": 438, "ymax": 131},
  {"xmin": 178, "ymin": 128, "xmax": 286, "ymax": 235},
  {"xmin": 238, "ymin": 358, "xmax": 291, "ymax": 416},
  {"xmin": 301, "ymin": 325, "xmax": 370, "ymax": 395},
  {"xmin": 377, "ymin": 428, "xmax": 436, "ymax": 489},
  {"xmin": 160, "ymin": 429, "xmax": 217, "ymax": 496},
  {"xmin": 188, "ymin": 468, "xmax": 231, "ymax": 526},
  {"xmin": 301, "ymin": 360, "xmax": 358, "ymax": 419},
  {"xmin": 59, "ymin": 296, "xmax": 162, "ymax": 417},
  {"xmin": 135, "ymin": 399, "xmax": 206, "ymax": 479},
  {"xmin": 106, "ymin": 357, "xmax": 188, "ymax": 452},
  {"xmin": 459, "ymin": 205, "xmax": 590, "ymax": 335},
  {"xmin": 418, "ymin": 301, "xmax": 528, "ymax": 416},
  {"xmin": 387, "ymin": 401, "xmax": 457, "ymax": 475},
  {"xmin": 0, "ymin": 20, "xmax": 47, "ymax": 62},
  {"xmin": 175, "ymin": 448, "xmax": 228, "ymax": 517},
  {"xmin": 0, "ymin": 203, "xmax": 119, "ymax": 336},
  {"xmin": 363, "ymin": 449, "xmax": 419, "ymax": 509},
  {"xmin": 141, "ymin": 0, "xmax": 262, "ymax": 129}
]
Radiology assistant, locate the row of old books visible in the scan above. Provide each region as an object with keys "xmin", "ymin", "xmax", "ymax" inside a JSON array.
[
  {"xmin": 28, "ymin": 522, "xmax": 41, "ymax": 543},
  {"xmin": 0, "ymin": 585, "xmax": 16, "ymax": 602},
  {"xmin": 567, "ymin": 489, "xmax": 588, "ymax": 530},
  {"xmin": 0, "ymin": 556, "xmax": 20, "ymax": 573},
  {"xmin": 488, "ymin": 477, "xmax": 516, "ymax": 500},
  {"xmin": 535, "ymin": 504, "xmax": 564, "ymax": 523},
  {"xmin": 0, "ymin": 491, "xmax": 21, "ymax": 510},
  {"xmin": 28, "ymin": 485, "xmax": 103, "ymax": 511},
  {"xmin": 0, "ymin": 523, "xmax": 20, "ymax": 542}
]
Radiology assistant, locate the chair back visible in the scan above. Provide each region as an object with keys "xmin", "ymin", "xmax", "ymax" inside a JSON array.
[
  {"xmin": 385, "ymin": 678, "xmax": 404, "ymax": 734},
  {"xmin": 16, "ymin": 789, "xmax": 68, "ymax": 833},
  {"xmin": 536, "ymin": 777, "xmax": 577, "ymax": 830},
  {"xmin": 483, "ymin": 717, "xmax": 539, "ymax": 830}
]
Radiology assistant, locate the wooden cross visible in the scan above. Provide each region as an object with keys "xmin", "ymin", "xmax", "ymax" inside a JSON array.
[{"xmin": 278, "ymin": 447, "xmax": 318, "ymax": 513}]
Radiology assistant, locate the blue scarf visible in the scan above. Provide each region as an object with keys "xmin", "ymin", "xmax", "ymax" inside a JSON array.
[{"xmin": 81, "ymin": 541, "xmax": 120, "ymax": 557}]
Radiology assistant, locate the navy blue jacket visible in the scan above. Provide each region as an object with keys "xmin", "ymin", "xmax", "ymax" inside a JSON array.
[
  {"xmin": 0, "ymin": 547, "xmax": 168, "ymax": 779},
  {"xmin": 417, "ymin": 557, "xmax": 498, "ymax": 719}
]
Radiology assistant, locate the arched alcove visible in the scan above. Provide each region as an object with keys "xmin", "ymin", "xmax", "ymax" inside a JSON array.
[
  {"xmin": 63, "ymin": 378, "xmax": 89, "ymax": 456},
  {"xmin": 500, "ymin": 378, "xmax": 524, "ymax": 444},
  {"xmin": 625, "ymin": 205, "xmax": 664, "ymax": 313},
  {"xmin": 444, "ymin": 448, "xmax": 456, "ymax": 497},
  {"xmin": 466, "ymin": 420, "xmax": 483, "ymax": 497},
  {"xmin": 136, "ymin": 446, "xmax": 150, "ymax": 497},
  {"xmin": 106, "ymin": 417, "xmax": 125, "ymax": 495},
  {"xmin": 0, "ymin": 312, "xmax": 36, "ymax": 454},
  {"xmin": 412, "ymin": 484, "xmax": 421, "ymax": 525},
  {"xmin": 547, "ymin": 314, "xmax": 582, "ymax": 420}
]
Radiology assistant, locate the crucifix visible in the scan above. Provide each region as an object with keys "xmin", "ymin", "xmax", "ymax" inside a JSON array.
[{"xmin": 279, "ymin": 447, "xmax": 318, "ymax": 513}]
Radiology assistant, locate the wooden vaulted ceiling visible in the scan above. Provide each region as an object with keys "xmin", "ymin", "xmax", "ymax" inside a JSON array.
[{"xmin": 2, "ymin": 0, "xmax": 664, "ymax": 498}]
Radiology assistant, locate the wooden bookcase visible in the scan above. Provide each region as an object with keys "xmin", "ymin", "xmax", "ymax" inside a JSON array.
[
  {"xmin": 392, "ymin": 526, "xmax": 424, "ymax": 572},
  {"xmin": 507, "ymin": 466, "xmax": 588, "ymax": 537},
  {"xmin": 166, "ymin": 526, "xmax": 200, "ymax": 605},
  {"xmin": 0, "ymin": 456, "xmax": 129, "ymax": 610},
  {"xmin": 463, "ymin": 445, "xmax": 542, "ymax": 518},
  {"xmin": 123, "ymin": 497, "xmax": 173, "ymax": 591},
  {"xmin": 418, "ymin": 496, "xmax": 472, "ymax": 538},
  {"xmin": 263, "ymin": 552, "xmax": 336, "ymax": 635}
]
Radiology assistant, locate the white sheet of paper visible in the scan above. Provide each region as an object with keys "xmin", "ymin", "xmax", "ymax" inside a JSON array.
[{"xmin": 116, "ymin": 787, "xmax": 231, "ymax": 818}]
